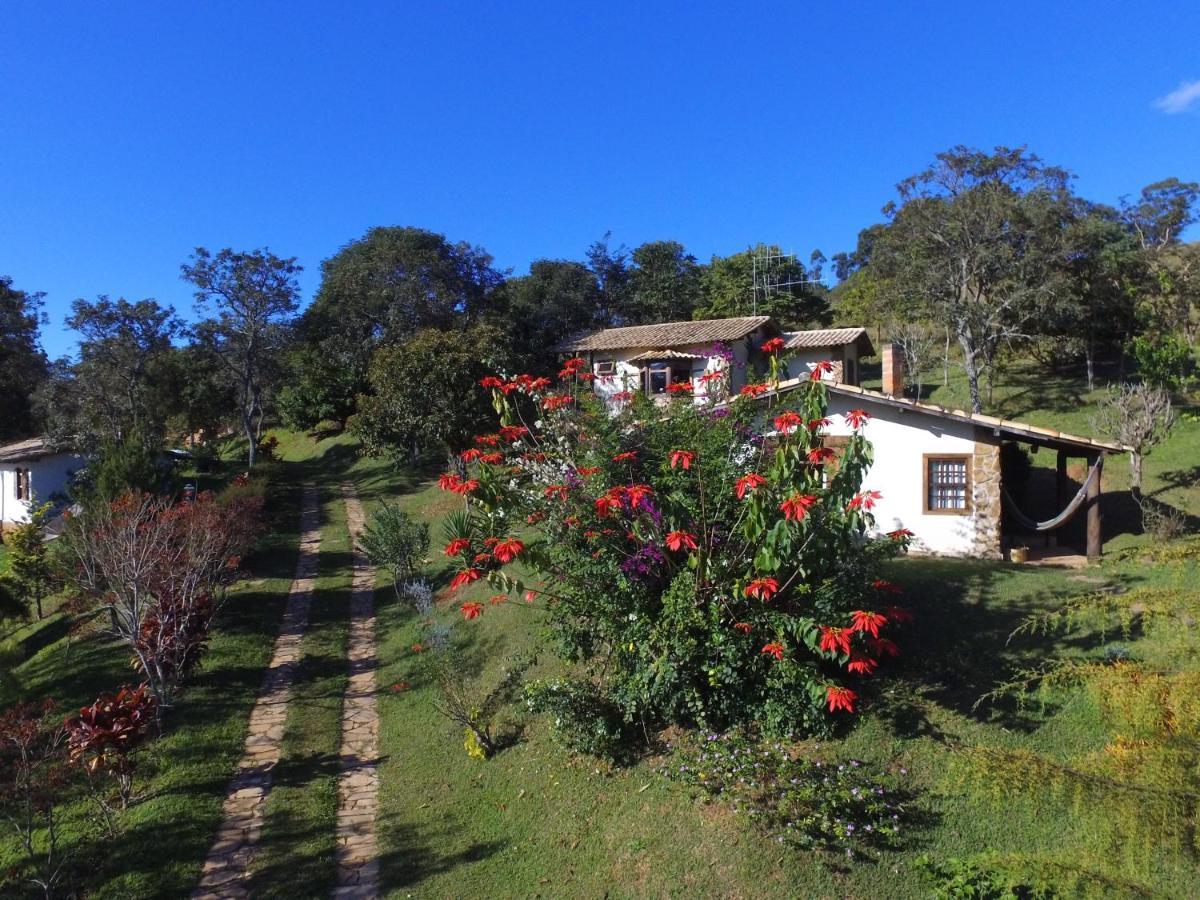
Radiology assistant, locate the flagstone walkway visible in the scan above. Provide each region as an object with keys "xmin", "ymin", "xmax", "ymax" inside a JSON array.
[
  {"xmin": 192, "ymin": 484, "xmax": 322, "ymax": 900},
  {"xmin": 333, "ymin": 483, "xmax": 382, "ymax": 899}
]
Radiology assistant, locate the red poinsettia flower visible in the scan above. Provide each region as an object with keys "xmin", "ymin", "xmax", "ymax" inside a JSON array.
[
  {"xmin": 451, "ymin": 478, "xmax": 480, "ymax": 495},
  {"xmin": 577, "ymin": 466, "xmax": 601, "ymax": 476},
  {"xmin": 735, "ymin": 472, "xmax": 767, "ymax": 500},
  {"xmin": 563, "ymin": 515, "xmax": 581, "ymax": 527},
  {"xmin": 887, "ymin": 528, "xmax": 915, "ymax": 541},
  {"xmin": 542, "ymin": 395, "xmax": 574, "ymax": 411},
  {"xmin": 499, "ymin": 380, "xmax": 523, "ymax": 394},
  {"xmin": 761, "ymin": 641, "xmax": 785, "ymax": 661},
  {"xmin": 625, "ymin": 484, "xmax": 653, "ymax": 507},
  {"xmin": 613, "ymin": 451, "xmax": 638, "ymax": 463},
  {"xmin": 562, "ymin": 357, "xmax": 587, "ymax": 371},
  {"xmin": 810, "ymin": 360, "xmax": 835, "ymax": 381},
  {"xmin": 807, "ymin": 417, "xmax": 832, "ymax": 431},
  {"xmin": 665, "ymin": 381, "xmax": 694, "ymax": 394},
  {"xmin": 544, "ymin": 484, "xmax": 569, "ymax": 501},
  {"xmin": 773, "ymin": 411, "xmax": 803, "ymax": 434},
  {"xmin": 873, "ymin": 579, "xmax": 903, "ymax": 594},
  {"xmin": 479, "ymin": 376, "xmax": 505, "ymax": 389},
  {"xmin": 523, "ymin": 589, "xmax": 538, "ymax": 603},
  {"xmin": 665, "ymin": 531, "xmax": 698, "ymax": 552},
  {"xmin": 847, "ymin": 490, "xmax": 882, "ymax": 511},
  {"xmin": 492, "ymin": 537, "xmax": 524, "ymax": 563},
  {"xmin": 527, "ymin": 376, "xmax": 552, "ymax": 391},
  {"xmin": 488, "ymin": 594, "xmax": 508, "ymax": 605},
  {"xmin": 869, "ymin": 637, "xmax": 901, "ymax": 658},
  {"xmin": 697, "ymin": 371, "xmax": 724, "ymax": 385},
  {"xmin": 669, "ymin": 450, "xmax": 696, "ymax": 470},
  {"xmin": 733, "ymin": 621, "xmax": 752, "ymax": 634},
  {"xmin": 411, "ymin": 643, "xmax": 424, "ymax": 653},
  {"xmin": 740, "ymin": 382, "xmax": 769, "ymax": 397},
  {"xmin": 444, "ymin": 538, "xmax": 471, "ymax": 557},
  {"xmin": 594, "ymin": 495, "xmax": 621, "ymax": 518},
  {"xmin": 849, "ymin": 609, "xmax": 888, "ymax": 638},
  {"xmin": 460, "ymin": 601, "xmax": 484, "ymax": 620},
  {"xmin": 847, "ymin": 653, "xmax": 878, "ymax": 676},
  {"xmin": 845, "ymin": 408, "xmax": 871, "ymax": 430},
  {"xmin": 438, "ymin": 472, "xmax": 462, "ymax": 492},
  {"xmin": 826, "ymin": 685, "xmax": 858, "ymax": 713},
  {"xmin": 761, "ymin": 337, "xmax": 787, "ymax": 354},
  {"xmin": 818, "ymin": 625, "xmax": 852, "ymax": 656},
  {"xmin": 612, "ymin": 390, "xmax": 634, "ymax": 402},
  {"xmin": 885, "ymin": 605, "xmax": 914, "ymax": 624},
  {"xmin": 780, "ymin": 493, "xmax": 818, "ymax": 522},
  {"xmin": 807, "ymin": 447, "xmax": 837, "ymax": 464},
  {"xmin": 499, "ymin": 425, "xmax": 530, "ymax": 442},
  {"xmin": 479, "ymin": 452, "xmax": 504, "ymax": 464},
  {"xmin": 449, "ymin": 569, "xmax": 483, "ymax": 592},
  {"xmin": 472, "ymin": 552, "xmax": 491, "ymax": 565},
  {"xmin": 744, "ymin": 577, "xmax": 780, "ymax": 601},
  {"xmin": 460, "ymin": 448, "xmax": 483, "ymax": 462},
  {"xmin": 474, "ymin": 434, "xmax": 500, "ymax": 446}
]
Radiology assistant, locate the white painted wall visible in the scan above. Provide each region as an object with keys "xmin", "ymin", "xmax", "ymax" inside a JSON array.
[
  {"xmin": 822, "ymin": 393, "xmax": 981, "ymax": 556},
  {"xmin": 0, "ymin": 453, "xmax": 83, "ymax": 524},
  {"xmin": 786, "ymin": 344, "xmax": 861, "ymax": 385}
]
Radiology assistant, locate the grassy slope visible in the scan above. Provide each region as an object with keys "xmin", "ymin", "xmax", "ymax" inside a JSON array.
[{"xmin": 0, "ymin": 466, "xmax": 303, "ymax": 898}]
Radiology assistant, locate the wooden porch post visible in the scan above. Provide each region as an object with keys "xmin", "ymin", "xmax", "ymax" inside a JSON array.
[
  {"xmin": 1086, "ymin": 452, "xmax": 1104, "ymax": 562},
  {"xmin": 1055, "ymin": 450, "xmax": 1068, "ymax": 508}
]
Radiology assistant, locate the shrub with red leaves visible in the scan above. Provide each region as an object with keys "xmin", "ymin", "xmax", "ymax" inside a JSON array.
[{"xmin": 65, "ymin": 684, "xmax": 157, "ymax": 809}]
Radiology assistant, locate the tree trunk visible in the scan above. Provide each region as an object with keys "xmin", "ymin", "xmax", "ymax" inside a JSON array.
[
  {"xmin": 943, "ymin": 326, "xmax": 951, "ymax": 387},
  {"xmin": 1130, "ymin": 452, "xmax": 1143, "ymax": 502},
  {"xmin": 1085, "ymin": 335, "xmax": 1096, "ymax": 392},
  {"xmin": 958, "ymin": 334, "xmax": 984, "ymax": 414}
]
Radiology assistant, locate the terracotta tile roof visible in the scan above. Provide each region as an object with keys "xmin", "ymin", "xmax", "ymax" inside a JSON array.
[
  {"xmin": 0, "ymin": 437, "xmax": 56, "ymax": 463},
  {"xmin": 784, "ymin": 327, "xmax": 874, "ymax": 355},
  {"xmin": 555, "ymin": 316, "xmax": 774, "ymax": 353},
  {"xmin": 627, "ymin": 349, "xmax": 709, "ymax": 362},
  {"xmin": 759, "ymin": 379, "xmax": 1130, "ymax": 453}
]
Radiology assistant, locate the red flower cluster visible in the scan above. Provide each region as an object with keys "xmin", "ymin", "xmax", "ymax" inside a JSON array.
[
  {"xmin": 810, "ymin": 359, "xmax": 835, "ymax": 381},
  {"xmin": 807, "ymin": 447, "xmax": 836, "ymax": 464},
  {"xmin": 739, "ymin": 382, "xmax": 769, "ymax": 397},
  {"xmin": 847, "ymin": 490, "xmax": 882, "ymax": 511},
  {"xmin": 665, "ymin": 381, "xmax": 693, "ymax": 394},
  {"xmin": 818, "ymin": 625, "xmax": 852, "ymax": 656},
  {"xmin": 542, "ymin": 395, "xmax": 574, "ymax": 411},
  {"xmin": 826, "ymin": 685, "xmax": 858, "ymax": 713},
  {"xmin": 669, "ymin": 449, "xmax": 696, "ymax": 470},
  {"xmin": 845, "ymin": 408, "xmax": 871, "ymax": 429},
  {"xmin": 665, "ymin": 530, "xmax": 698, "ymax": 552},
  {"xmin": 500, "ymin": 425, "xmax": 530, "ymax": 442},
  {"xmin": 438, "ymin": 473, "xmax": 479, "ymax": 495},
  {"xmin": 761, "ymin": 337, "xmax": 786, "ymax": 354},
  {"xmin": 744, "ymin": 577, "xmax": 779, "ymax": 601},
  {"xmin": 444, "ymin": 538, "xmax": 470, "ymax": 557},
  {"xmin": 761, "ymin": 641, "xmax": 785, "ymax": 661},
  {"xmin": 612, "ymin": 451, "xmax": 638, "ymax": 463},
  {"xmin": 544, "ymin": 484, "xmax": 569, "ymax": 500},
  {"xmin": 461, "ymin": 601, "xmax": 483, "ymax": 620},
  {"xmin": 492, "ymin": 537, "xmax": 524, "ymax": 563},
  {"xmin": 780, "ymin": 493, "xmax": 818, "ymax": 522},
  {"xmin": 450, "ymin": 569, "xmax": 482, "ymax": 592},
  {"xmin": 735, "ymin": 472, "xmax": 767, "ymax": 500},
  {"xmin": 849, "ymin": 609, "xmax": 887, "ymax": 638}
]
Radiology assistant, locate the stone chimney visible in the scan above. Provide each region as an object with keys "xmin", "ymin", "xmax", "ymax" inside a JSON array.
[{"xmin": 881, "ymin": 343, "xmax": 904, "ymax": 396}]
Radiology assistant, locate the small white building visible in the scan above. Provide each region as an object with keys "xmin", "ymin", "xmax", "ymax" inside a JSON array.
[
  {"xmin": 555, "ymin": 316, "xmax": 873, "ymax": 401},
  {"xmin": 771, "ymin": 345, "xmax": 1124, "ymax": 561},
  {"xmin": 0, "ymin": 437, "xmax": 84, "ymax": 531}
]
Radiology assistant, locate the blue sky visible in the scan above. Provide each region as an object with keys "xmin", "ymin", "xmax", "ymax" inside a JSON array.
[{"xmin": 2, "ymin": 1, "xmax": 1198, "ymax": 359}]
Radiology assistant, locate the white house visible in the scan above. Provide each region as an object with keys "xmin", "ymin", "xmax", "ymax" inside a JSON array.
[
  {"xmin": 769, "ymin": 345, "xmax": 1125, "ymax": 561},
  {"xmin": 0, "ymin": 437, "xmax": 84, "ymax": 531},
  {"xmin": 555, "ymin": 316, "xmax": 873, "ymax": 401}
]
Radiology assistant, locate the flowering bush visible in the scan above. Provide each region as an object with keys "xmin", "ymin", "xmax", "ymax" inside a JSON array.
[
  {"xmin": 662, "ymin": 732, "xmax": 910, "ymax": 858},
  {"xmin": 523, "ymin": 678, "xmax": 627, "ymax": 760},
  {"xmin": 442, "ymin": 347, "xmax": 911, "ymax": 738}
]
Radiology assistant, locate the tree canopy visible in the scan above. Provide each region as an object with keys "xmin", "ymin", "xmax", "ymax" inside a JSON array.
[{"xmin": 0, "ymin": 276, "xmax": 48, "ymax": 442}]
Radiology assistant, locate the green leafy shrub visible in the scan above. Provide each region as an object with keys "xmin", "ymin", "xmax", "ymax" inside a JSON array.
[
  {"xmin": 440, "ymin": 348, "xmax": 912, "ymax": 741},
  {"xmin": 662, "ymin": 732, "xmax": 911, "ymax": 859},
  {"xmin": 359, "ymin": 502, "xmax": 430, "ymax": 597},
  {"xmin": 1130, "ymin": 332, "xmax": 1194, "ymax": 391},
  {"xmin": 523, "ymin": 678, "xmax": 627, "ymax": 760}
]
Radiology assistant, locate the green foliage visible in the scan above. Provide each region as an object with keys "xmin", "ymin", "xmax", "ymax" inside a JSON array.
[
  {"xmin": 0, "ymin": 276, "xmax": 48, "ymax": 442},
  {"xmin": 87, "ymin": 432, "xmax": 164, "ymax": 501},
  {"xmin": 449, "ymin": 358, "xmax": 910, "ymax": 740},
  {"xmin": 1130, "ymin": 331, "xmax": 1194, "ymax": 390},
  {"xmin": 663, "ymin": 732, "xmax": 910, "ymax": 858},
  {"xmin": 696, "ymin": 245, "xmax": 830, "ymax": 329},
  {"xmin": 359, "ymin": 502, "xmax": 429, "ymax": 596},
  {"xmin": 276, "ymin": 345, "xmax": 362, "ymax": 431},
  {"xmin": 3, "ymin": 503, "xmax": 54, "ymax": 620},
  {"xmin": 422, "ymin": 649, "xmax": 533, "ymax": 759},
  {"xmin": 523, "ymin": 678, "xmax": 627, "ymax": 760},
  {"xmin": 351, "ymin": 324, "xmax": 516, "ymax": 460}
]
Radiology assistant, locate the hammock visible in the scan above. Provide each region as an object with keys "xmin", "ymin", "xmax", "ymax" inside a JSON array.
[{"xmin": 1001, "ymin": 456, "xmax": 1102, "ymax": 532}]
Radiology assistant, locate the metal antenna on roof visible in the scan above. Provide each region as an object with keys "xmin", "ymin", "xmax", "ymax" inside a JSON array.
[{"xmin": 751, "ymin": 246, "xmax": 821, "ymax": 316}]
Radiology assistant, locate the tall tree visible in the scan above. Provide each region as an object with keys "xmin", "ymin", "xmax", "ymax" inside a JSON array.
[
  {"xmin": 498, "ymin": 259, "xmax": 603, "ymax": 369},
  {"xmin": 0, "ymin": 276, "xmax": 48, "ymax": 442},
  {"xmin": 695, "ymin": 244, "xmax": 830, "ymax": 328},
  {"xmin": 585, "ymin": 233, "xmax": 632, "ymax": 326},
  {"xmin": 1121, "ymin": 177, "xmax": 1200, "ymax": 251},
  {"xmin": 294, "ymin": 226, "xmax": 504, "ymax": 424},
  {"xmin": 842, "ymin": 146, "xmax": 1075, "ymax": 412},
  {"xmin": 626, "ymin": 240, "xmax": 702, "ymax": 324},
  {"xmin": 181, "ymin": 248, "xmax": 300, "ymax": 469}
]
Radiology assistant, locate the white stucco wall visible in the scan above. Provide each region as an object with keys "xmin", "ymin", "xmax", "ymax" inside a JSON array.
[
  {"xmin": 0, "ymin": 453, "xmax": 82, "ymax": 524},
  {"xmin": 822, "ymin": 393, "xmax": 982, "ymax": 556},
  {"xmin": 786, "ymin": 344, "xmax": 861, "ymax": 385}
]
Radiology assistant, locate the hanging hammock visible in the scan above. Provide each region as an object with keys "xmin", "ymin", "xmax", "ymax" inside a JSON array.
[{"xmin": 1001, "ymin": 455, "xmax": 1102, "ymax": 533}]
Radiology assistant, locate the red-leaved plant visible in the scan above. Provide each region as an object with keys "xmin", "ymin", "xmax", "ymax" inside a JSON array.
[
  {"xmin": 62, "ymin": 487, "xmax": 263, "ymax": 712},
  {"xmin": 439, "ymin": 347, "xmax": 912, "ymax": 739},
  {"xmin": 65, "ymin": 683, "xmax": 157, "ymax": 812}
]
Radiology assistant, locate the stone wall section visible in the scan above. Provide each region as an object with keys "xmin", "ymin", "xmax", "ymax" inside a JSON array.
[{"xmin": 971, "ymin": 428, "xmax": 1003, "ymax": 559}]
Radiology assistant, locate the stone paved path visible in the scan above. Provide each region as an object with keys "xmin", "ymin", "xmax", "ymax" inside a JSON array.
[
  {"xmin": 192, "ymin": 484, "xmax": 321, "ymax": 900},
  {"xmin": 334, "ymin": 483, "xmax": 381, "ymax": 899}
]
